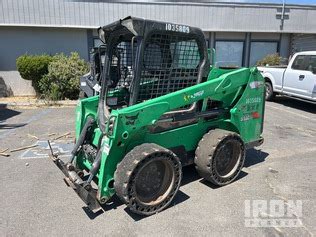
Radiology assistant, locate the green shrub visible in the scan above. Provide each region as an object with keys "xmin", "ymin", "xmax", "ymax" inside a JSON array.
[
  {"xmin": 16, "ymin": 54, "xmax": 53, "ymax": 93},
  {"xmin": 256, "ymin": 53, "xmax": 282, "ymax": 66},
  {"xmin": 39, "ymin": 52, "xmax": 89, "ymax": 100}
]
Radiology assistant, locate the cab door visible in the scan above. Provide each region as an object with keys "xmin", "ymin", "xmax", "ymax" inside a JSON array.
[{"xmin": 283, "ymin": 54, "xmax": 316, "ymax": 99}]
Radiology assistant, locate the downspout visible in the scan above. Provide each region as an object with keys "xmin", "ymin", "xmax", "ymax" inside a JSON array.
[{"xmin": 280, "ymin": 0, "xmax": 286, "ymax": 31}]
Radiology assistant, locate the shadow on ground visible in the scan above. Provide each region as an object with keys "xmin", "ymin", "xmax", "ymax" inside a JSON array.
[
  {"xmin": 244, "ymin": 148, "xmax": 269, "ymax": 168},
  {"xmin": 82, "ymin": 148, "xmax": 269, "ymax": 220},
  {"xmin": 82, "ymin": 190, "xmax": 190, "ymax": 221},
  {"xmin": 273, "ymin": 96, "xmax": 316, "ymax": 113},
  {"xmin": 0, "ymin": 123, "xmax": 26, "ymax": 129},
  {"xmin": 0, "ymin": 106, "xmax": 21, "ymax": 122},
  {"xmin": 82, "ymin": 195, "xmax": 124, "ymax": 220},
  {"xmin": 0, "ymin": 106, "xmax": 24, "ymax": 130},
  {"xmin": 83, "ymin": 167, "xmax": 196, "ymax": 221},
  {"xmin": 123, "ymin": 190, "xmax": 190, "ymax": 221}
]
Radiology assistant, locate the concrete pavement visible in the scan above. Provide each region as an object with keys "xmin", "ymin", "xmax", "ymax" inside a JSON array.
[{"xmin": 0, "ymin": 97, "xmax": 315, "ymax": 237}]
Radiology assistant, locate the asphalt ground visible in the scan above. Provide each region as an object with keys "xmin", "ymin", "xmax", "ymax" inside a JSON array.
[{"xmin": 0, "ymin": 97, "xmax": 315, "ymax": 237}]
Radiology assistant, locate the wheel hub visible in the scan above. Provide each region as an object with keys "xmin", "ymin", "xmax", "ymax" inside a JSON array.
[
  {"xmin": 265, "ymin": 82, "xmax": 272, "ymax": 97},
  {"xmin": 215, "ymin": 141, "xmax": 241, "ymax": 178},
  {"xmin": 135, "ymin": 159, "xmax": 174, "ymax": 205}
]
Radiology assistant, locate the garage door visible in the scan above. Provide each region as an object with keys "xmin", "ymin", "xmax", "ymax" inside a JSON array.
[{"xmin": 291, "ymin": 34, "xmax": 316, "ymax": 54}]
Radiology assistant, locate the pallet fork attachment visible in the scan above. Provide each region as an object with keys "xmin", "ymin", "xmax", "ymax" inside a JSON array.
[{"xmin": 48, "ymin": 140, "xmax": 102, "ymax": 212}]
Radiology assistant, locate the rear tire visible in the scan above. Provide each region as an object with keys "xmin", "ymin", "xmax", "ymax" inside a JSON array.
[
  {"xmin": 195, "ymin": 129, "xmax": 245, "ymax": 186},
  {"xmin": 265, "ymin": 81, "xmax": 275, "ymax": 101},
  {"xmin": 114, "ymin": 143, "xmax": 182, "ymax": 216}
]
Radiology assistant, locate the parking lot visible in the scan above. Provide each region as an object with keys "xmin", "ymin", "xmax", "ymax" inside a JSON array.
[{"xmin": 0, "ymin": 98, "xmax": 315, "ymax": 236}]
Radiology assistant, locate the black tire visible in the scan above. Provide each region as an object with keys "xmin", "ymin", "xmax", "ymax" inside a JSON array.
[
  {"xmin": 195, "ymin": 129, "xmax": 245, "ymax": 186},
  {"xmin": 265, "ymin": 81, "xmax": 275, "ymax": 101},
  {"xmin": 114, "ymin": 143, "xmax": 182, "ymax": 216}
]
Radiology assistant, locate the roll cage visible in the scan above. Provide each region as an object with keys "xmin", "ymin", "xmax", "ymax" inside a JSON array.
[{"xmin": 97, "ymin": 16, "xmax": 210, "ymax": 133}]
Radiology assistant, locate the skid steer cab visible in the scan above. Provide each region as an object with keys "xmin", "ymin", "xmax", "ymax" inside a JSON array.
[{"xmin": 50, "ymin": 16, "xmax": 265, "ymax": 216}]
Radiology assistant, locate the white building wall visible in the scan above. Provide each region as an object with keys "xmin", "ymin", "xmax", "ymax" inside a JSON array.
[
  {"xmin": 0, "ymin": 1, "xmax": 316, "ymax": 33},
  {"xmin": 0, "ymin": 1, "xmax": 314, "ymax": 96},
  {"xmin": 0, "ymin": 27, "xmax": 88, "ymax": 96}
]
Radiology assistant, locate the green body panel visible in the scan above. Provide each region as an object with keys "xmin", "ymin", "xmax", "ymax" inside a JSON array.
[{"xmin": 75, "ymin": 66, "xmax": 265, "ymax": 202}]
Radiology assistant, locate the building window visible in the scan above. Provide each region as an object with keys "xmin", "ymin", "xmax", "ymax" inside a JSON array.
[
  {"xmin": 215, "ymin": 41, "xmax": 244, "ymax": 67},
  {"xmin": 94, "ymin": 38, "xmax": 104, "ymax": 48},
  {"xmin": 250, "ymin": 41, "xmax": 278, "ymax": 66}
]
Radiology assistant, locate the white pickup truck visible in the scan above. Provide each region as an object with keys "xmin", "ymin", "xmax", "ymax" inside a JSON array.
[{"xmin": 258, "ymin": 51, "xmax": 316, "ymax": 104}]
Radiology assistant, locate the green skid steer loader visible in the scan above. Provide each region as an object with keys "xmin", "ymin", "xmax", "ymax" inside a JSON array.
[{"xmin": 50, "ymin": 16, "xmax": 265, "ymax": 216}]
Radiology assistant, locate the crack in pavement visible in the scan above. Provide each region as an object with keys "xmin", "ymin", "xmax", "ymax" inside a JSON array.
[{"xmin": 265, "ymin": 172, "xmax": 314, "ymax": 237}]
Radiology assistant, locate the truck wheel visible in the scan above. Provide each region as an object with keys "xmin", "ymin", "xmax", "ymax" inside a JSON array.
[
  {"xmin": 195, "ymin": 129, "xmax": 245, "ymax": 186},
  {"xmin": 265, "ymin": 81, "xmax": 275, "ymax": 101},
  {"xmin": 114, "ymin": 143, "xmax": 182, "ymax": 216}
]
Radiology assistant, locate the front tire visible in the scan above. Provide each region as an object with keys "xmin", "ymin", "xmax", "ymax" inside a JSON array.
[
  {"xmin": 114, "ymin": 143, "xmax": 182, "ymax": 216},
  {"xmin": 265, "ymin": 81, "xmax": 275, "ymax": 101},
  {"xmin": 195, "ymin": 129, "xmax": 245, "ymax": 186}
]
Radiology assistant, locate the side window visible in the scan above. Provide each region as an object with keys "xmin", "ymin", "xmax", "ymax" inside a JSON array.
[
  {"xmin": 307, "ymin": 56, "xmax": 316, "ymax": 74},
  {"xmin": 291, "ymin": 55, "xmax": 307, "ymax": 70},
  {"xmin": 215, "ymin": 41, "xmax": 244, "ymax": 67}
]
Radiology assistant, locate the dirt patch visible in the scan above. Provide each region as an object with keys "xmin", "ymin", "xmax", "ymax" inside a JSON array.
[{"xmin": 0, "ymin": 96, "xmax": 77, "ymax": 108}]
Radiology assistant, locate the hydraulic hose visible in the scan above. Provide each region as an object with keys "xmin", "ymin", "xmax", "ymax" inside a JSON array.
[
  {"xmin": 85, "ymin": 134, "xmax": 104, "ymax": 186},
  {"xmin": 86, "ymin": 150, "xmax": 102, "ymax": 185},
  {"xmin": 68, "ymin": 116, "xmax": 95, "ymax": 163}
]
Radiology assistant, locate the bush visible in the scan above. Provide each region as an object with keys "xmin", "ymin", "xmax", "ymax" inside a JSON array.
[
  {"xmin": 39, "ymin": 52, "xmax": 89, "ymax": 100},
  {"xmin": 16, "ymin": 54, "xmax": 53, "ymax": 93},
  {"xmin": 256, "ymin": 53, "xmax": 282, "ymax": 66}
]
